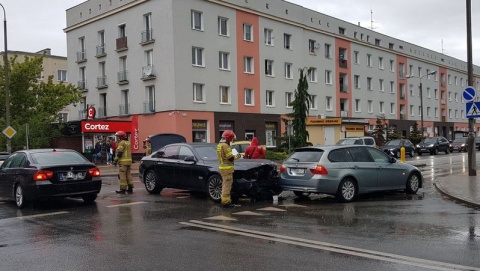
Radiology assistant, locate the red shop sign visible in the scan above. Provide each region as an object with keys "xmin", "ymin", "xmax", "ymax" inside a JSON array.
[
  {"xmin": 81, "ymin": 121, "xmax": 132, "ymax": 133},
  {"xmin": 87, "ymin": 106, "xmax": 96, "ymax": 119}
]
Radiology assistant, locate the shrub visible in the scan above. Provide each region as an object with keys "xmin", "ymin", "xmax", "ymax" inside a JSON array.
[{"xmin": 265, "ymin": 150, "xmax": 288, "ymax": 161}]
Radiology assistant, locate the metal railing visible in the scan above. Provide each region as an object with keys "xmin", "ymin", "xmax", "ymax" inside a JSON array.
[
  {"xmin": 143, "ymin": 101, "xmax": 155, "ymax": 113},
  {"xmin": 141, "ymin": 29, "xmax": 154, "ymax": 43},
  {"xmin": 119, "ymin": 104, "xmax": 130, "ymax": 115},
  {"xmin": 76, "ymin": 51, "xmax": 86, "ymax": 62},
  {"xmin": 118, "ymin": 71, "xmax": 128, "ymax": 82},
  {"xmin": 97, "ymin": 76, "xmax": 107, "ymax": 88},
  {"xmin": 96, "ymin": 45, "xmax": 106, "ymax": 57},
  {"xmin": 77, "ymin": 80, "xmax": 86, "ymax": 90},
  {"xmin": 142, "ymin": 65, "xmax": 155, "ymax": 79},
  {"xmin": 98, "ymin": 107, "xmax": 107, "ymax": 118}
]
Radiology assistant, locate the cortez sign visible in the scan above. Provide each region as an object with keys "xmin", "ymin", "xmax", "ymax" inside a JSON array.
[{"xmin": 81, "ymin": 121, "xmax": 132, "ymax": 133}]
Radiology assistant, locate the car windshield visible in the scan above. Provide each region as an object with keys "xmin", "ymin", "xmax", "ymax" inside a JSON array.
[
  {"xmin": 336, "ymin": 139, "xmax": 362, "ymax": 145},
  {"xmin": 423, "ymin": 138, "xmax": 437, "ymax": 144},
  {"xmin": 30, "ymin": 151, "xmax": 88, "ymax": 164},
  {"xmin": 453, "ymin": 138, "xmax": 467, "ymax": 143},
  {"xmin": 385, "ymin": 140, "xmax": 401, "ymax": 146},
  {"xmin": 286, "ymin": 149, "xmax": 324, "ymax": 162},
  {"xmin": 194, "ymin": 146, "xmax": 218, "ymax": 161}
]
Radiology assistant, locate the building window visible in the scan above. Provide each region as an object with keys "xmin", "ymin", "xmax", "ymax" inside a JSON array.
[
  {"xmin": 354, "ymin": 75, "xmax": 360, "ymax": 89},
  {"xmin": 354, "ymin": 51, "xmax": 359, "ymax": 64},
  {"xmin": 379, "ymin": 101, "xmax": 384, "ymax": 113},
  {"xmin": 145, "ymin": 85, "xmax": 155, "ymax": 113},
  {"xmin": 193, "ymin": 83, "xmax": 205, "ymax": 103},
  {"xmin": 265, "ymin": 59, "xmax": 274, "ymax": 76},
  {"xmin": 324, "ymin": 43, "xmax": 331, "ymax": 58},
  {"xmin": 191, "ymin": 10, "xmax": 203, "ymax": 30},
  {"xmin": 284, "ymin": 33, "xmax": 291, "ymax": 49},
  {"xmin": 390, "ymin": 103, "xmax": 395, "ymax": 114},
  {"xmin": 192, "ymin": 47, "xmax": 204, "ymax": 67},
  {"xmin": 389, "ymin": 60, "xmax": 395, "ymax": 72},
  {"xmin": 142, "ymin": 13, "xmax": 153, "ymax": 43},
  {"xmin": 219, "ymin": 51, "xmax": 230, "ymax": 70},
  {"xmin": 325, "ymin": 70, "xmax": 332, "ymax": 84},
  {"xmin": 326, "ymin": 96, "xmax": 332, "ymax": 111},
  {"xmin": 244, "ymin": 57, "xmax": 254, "ymax": 73},
  {"xmin": 378, "ymin": 57, "xmax": 383, "ymax": 69},
  {"xmin": 285, "ymin": 63, "xmax": 292, "ymax": 79},
  {"xmin": 309, "ymin": 95, "xmax": 317, "ymax": 110},
  {"xmin": 368, "ymin": 100, "xmax": 373, "ymax": 113},
  {"xmin": 379, "ymin": 79, "xmax": 384, "ymax": 92},
  {"xmin": 308, "ymin": 39, "xmax": 316, "ymax": 53},
  {"xmin": 308, "ymin": 68, "xmax": 317, "ymax": 82},
  {"xmin": 118, "ymin": 56, "xmax": 128, "ymax": 82},
  {"xmin": 266, "ymin": 90, "xmax": 275, "ymax": 107},
  {"xmin": 57, "ymin": 70, "xmax": 67, "ymax": 82},
  {"xmin": 355, "ymin": 99, "xmax": 361, "ymax": 112},
  {"xmin": 367, "ymin": 77, "xmax": 372, "ymax": 90},
  {"xmin": 218, "ymin": 17, "xmax": 228, "ymax": 36},
  {"xmin": 219, "ymin": 86, "xmax": 230, "ymax": 104},
  {"xmin": 243, "ymin": 24, "xmax": 253, "ymax": 41},
  {"xmin": 410, "ymin": 105, "xmax": 414, "ymax": 116},
  {"xmin": 58, "ymin": 113, "xmax": 68, "ymax": 123},
  {"xmin": 120, "ymin": 89, "xmax": 129, "ymax": 115},
  {"xmin": 390, "ymin": 81, "xmax": 395, "ymax": 93},
  {"xmin": 264, "ymin": 28, "xmax": 273, "ymax": 45},
  {"xmin": 339, "ymin": 27, "xmax": 345, "ymax": 35},
  {"xmin": 367, "ymin": 54, "xmax": 372, "ymax": 67},
  {"xmin": 286, "ymin": 92, "xmax": 293, "ymax": 108},
  {"xmin": 244, "ymin": 88, "xmax": 254, "ymax": 105}
]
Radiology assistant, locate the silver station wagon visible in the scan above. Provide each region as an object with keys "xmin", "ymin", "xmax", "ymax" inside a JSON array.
[{"xmin": 279, "ymin": 145, "xmax": 423, "ymax": 202}]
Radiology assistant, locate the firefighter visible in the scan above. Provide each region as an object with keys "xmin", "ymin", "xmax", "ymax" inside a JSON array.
[
  {"xmin": 216, "ymin": 130, "xmax": 241, "ymax": 206},
  {"xmin": 143, "ymin": 137, "xmax": 152, "ymax": 155},
  {"xmin": 113, "ymin": 130, "xmax": 134, "ymax": 194}
]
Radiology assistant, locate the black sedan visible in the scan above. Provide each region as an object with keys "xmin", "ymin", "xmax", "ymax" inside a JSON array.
[
  {"xmin": 0, "ymin": 149, "xmax": 102, "ymax": 208},
  {"xmin": 380, "ymin": 139, "xmax": 415, "ymax": 158},
  {"xmin": 139, "ymin": 143, "xmax": 280, "ymax": 202}
]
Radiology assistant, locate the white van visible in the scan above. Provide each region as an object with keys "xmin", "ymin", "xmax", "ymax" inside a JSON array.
[{"xmin": 336, "ymin": 137, "xmax": 377, "ymax": 147}]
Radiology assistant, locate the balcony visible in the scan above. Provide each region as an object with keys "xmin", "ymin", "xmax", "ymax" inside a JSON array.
[
  {"xmin": 142, "ymin": 65, "xmax": 156, "ymax": 80},
  {"xmin": 96, "ymin": 45, "xmax": 106, "ymax": 57},
  {"xmin": 77, "ymin": 80, "xmax": 87, "ymax": 91},
  {"xmin": 441, "ymin": 82, "xmax": 446, "ymax": 87},
  {"xmin": 117, "ymin": 71, "xmax": 128, "ymax": 84},
  {"xmin": 399, "ymin": 71, "xmax": 405, "ymax": 79},
  {"xmin": 340, "ymin": 84, "xmax": 348, "ymax": 93},
  {"xmin": 400, "ymin": 113, "xmax": 406, "ymax": 120},
  {"xmin": 400, "ymin": 93, "xmax": 406, "ymax": 100},
  {"xmin": 441, "ymin": 99, "xmax": 446, "ymax": 105},
  {"xmin": 339, "ymin": 58, "xmax": 348, "ymax": 69},
  {"xmin": 141, "ymin": 29, "xmax": 154, "ymax": 44},
  {"xmin": 143, "ymin": 101, "xmax": 155, "ymax": 113},
  {"xmin": 98, "ymin": 107, "xmax": 107, "ymax": 118},
  {"xmin": 116, "ymin": 36, "xmax": 128, "ymax": 51},
  {"xmin": 97, "ymin": 76, "xmax": 107, "ymax": 89},
  {"xmin": 340, "ymin": 110, "xmax": 349, "ymax": 117},
  {"xmin": 119, "ymin": 104, "xmax": 130, "ymax": 116},
  {"xmin": 76, "ymin": 51, "xmax": 86, "ymax": 63}
]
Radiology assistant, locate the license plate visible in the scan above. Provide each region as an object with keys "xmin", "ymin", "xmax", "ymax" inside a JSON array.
[
  {"xmin": 59, "ymin": 171, "xmax": 86, "ymax": 181},
  {"xmin": 420, "ymin": 148, "xmax": 427, "ymax": 151},
  {"xmin": 291, "ymin": 168, "xmax": 305, "ymax": 175}
]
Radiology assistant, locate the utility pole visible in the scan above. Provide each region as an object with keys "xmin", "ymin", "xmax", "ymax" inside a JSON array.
[
  {"xmin": 466, "ymin": 0, "xmax": 476, "ymax": 176},
  {"xmin": 0, "ymin": 3, "xmax": 10, "ymax": 153}
]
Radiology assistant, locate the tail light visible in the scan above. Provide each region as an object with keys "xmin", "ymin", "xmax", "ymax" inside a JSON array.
[
  {"xmin": 309, "ymin": 165, "xmax": 328, "ymax": 175},
  {"xmin": 33, "ymin": 170, "xmax": 54, "ymax": 181},
  {"xmin": 88, "ymin": 168, "xmax": 101, "ymax": 177},
  {"xmin": 279, "ymin": 165, "xmax": 286, "ymax": 173}
]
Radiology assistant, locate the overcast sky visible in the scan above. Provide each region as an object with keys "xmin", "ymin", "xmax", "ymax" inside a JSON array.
[{"xmin": 0, "ymin": 0, "xmax": 479, "ymax": 64}]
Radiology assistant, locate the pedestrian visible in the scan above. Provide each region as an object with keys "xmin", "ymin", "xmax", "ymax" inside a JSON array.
[
  {"xmin": 216, "ymin": 130, "xmax": 241, "ymax": 207},
  {"xmin": 244, "ymin": 137, "xmax": 265, "ymax": 159},
  {"xmin": 110, "ymin": 139, "xmax": 117, "ymax": 160},
  {"xmin": 106, "ymin": 140, "xmax": 112, "ymax": 164},
  {"xmin": 113, "ymin": 131, "xmax": 134, "ymax": 194},
  {"xmin": 93, "ymin": 141, "xmax": 102, "ymax": 164},
  {"xmin": 143, "ymin": 137, "xmax": 152, "ymax": 156}
]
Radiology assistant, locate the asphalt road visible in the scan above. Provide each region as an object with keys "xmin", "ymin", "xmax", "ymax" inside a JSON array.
[{"xmin": 0, "ymin": 152, "xmax": 479, "ymax": 271}]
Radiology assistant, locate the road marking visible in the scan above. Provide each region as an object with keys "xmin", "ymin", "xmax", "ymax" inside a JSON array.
[
  {"xmin": 232, "ymin": 211, "xmax": 264, "ymax": 216},
  {"xmin": 280, "ymin": 203, "xmax": 307, "ymax": 208},
  {"xmin": 105, "ymin": 201, "xmax": 147, "ymax": 208},
  {"xmin": 257, "ymin": 207, "xmax": 286, "ymax": 212},
  {"xmin": 180, "ymin": 220, "xmax": 480, "ymax": 271},
  {"xmin": 204, "ymin": 215, "xmax": 237, "ymax": 221},
  {"xmin": 17, "ymin": 211, "xmax": 69, "ymax": 219}
]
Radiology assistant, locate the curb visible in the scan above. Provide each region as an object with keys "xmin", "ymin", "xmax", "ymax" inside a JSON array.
[{"xmin": 433, "ymin": 181, "xmax": 480, "ymax": 208}]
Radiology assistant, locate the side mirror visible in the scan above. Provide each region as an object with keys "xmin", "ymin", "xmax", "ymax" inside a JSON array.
[{"xmin": 184, "ymin": 155, "xmax": 196, "ymax": 162}]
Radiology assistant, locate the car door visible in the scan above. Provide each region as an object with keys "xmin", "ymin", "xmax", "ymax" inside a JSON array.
[
  {"xmin": 174, "ymin": 145, "xmax": 202, "ymax": 189},
  {"xmin": 346, "ymin": 147, "xmax": 378, "ymax": 190},
  {"xmin": 0, "ymin": 153, "xmax": 26, "ymax": 200},
  {"xmin": 154, "ymin": 145, "xmax": 180, "ymax": 187},
  {"xmin": 367, "ymin": 148, "xmax": 405, "ymax": 189},
  {"xmin": 439, "ymin": 137, "xmax": 449, "ymax": 152}
]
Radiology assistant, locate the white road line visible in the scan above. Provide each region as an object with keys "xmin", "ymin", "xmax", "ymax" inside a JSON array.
[
  {"xmin": 105, "ymin": 201, "xmax": 147, "ymax": 208},
  {"xmin": 180, "ymin": 220, "xmax": 480, "ymax": 271},
  {"xmin": 17, "ymin": 211, "xmax": 69, "ymax": 219}
]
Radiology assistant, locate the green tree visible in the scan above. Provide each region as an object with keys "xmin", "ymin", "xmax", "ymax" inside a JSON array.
[
  {"xmin": 0, "ymin": 55, "xmax": 82, "ymax": 151},
  {"xmin": 286, "ymin": 68, "xmax": 313, "ymax": 149},
  {"xmin": 409, "ymin": 122, "xmax": 423, "ymax": 145},
  {"xmin": 371, "ymin": 115, "xmax": 387, "ymax": 146}
]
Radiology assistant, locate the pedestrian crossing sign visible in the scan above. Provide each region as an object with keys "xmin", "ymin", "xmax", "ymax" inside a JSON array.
[{"xmin": 466, "ymin": 102, "xmax": 480, "ymax": 118}]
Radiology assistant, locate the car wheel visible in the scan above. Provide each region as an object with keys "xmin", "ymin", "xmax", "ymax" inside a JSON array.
[
  {"xmin": 144, "ymin": 170, "xmax": 163, "ymax": 194},
  {"xmin": 82, "ymin": 193, "xmax": 97, "ymax": 203},
  {"xmin": 445, "ymin": 147, "xmax": 450, "ymax": 154},
  {"xmin": 433, "ymin": 148, "xmax": 439, "ymax": 155},
  {"xmin": 336, "ymin": 178, "xmax": 357, "ymax": 203},
  {"xmin": 293, "ymin": 191, "xmax": 311, "ymax": 198},
  {"xmin": 409, "ymin": 149, "xmax": 415, "ymax": 157},
  {"xmin": 405, "ymin": 172, "xmax": 420, "ymax": 194},
  {"xmin": 15, "ymin": 184, "xmax": 28, "ymax": 209},
  {"xmin": 206, "ymin": 174, "xmax": 222, "ymax": 203}
]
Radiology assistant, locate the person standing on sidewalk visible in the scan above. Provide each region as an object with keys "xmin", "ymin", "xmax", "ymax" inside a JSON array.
[
  {"xmin": 113, "ymin": 131, "xmax": 134, "ymax": 194},
  {"xmin": 216, "ymin": 130, "xmax": 240, "ymax": 207}
]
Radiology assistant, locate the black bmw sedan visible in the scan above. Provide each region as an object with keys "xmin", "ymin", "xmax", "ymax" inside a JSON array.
[
  {"xmin": 139, "ymin": 143, "xmax": 280, "ymax": 202},
  {"xmin": 0, "ymin": 149, "xmax": 102, "ymax": 208}
]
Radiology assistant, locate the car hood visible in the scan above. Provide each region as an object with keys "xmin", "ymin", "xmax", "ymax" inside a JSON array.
[
  {"xmin": 451, "ymin": 142, "xmax": 465, "ymax": 146},
  {"xmin": 417, "ymin": 142, "xmax": 434, "ymax": 147},
  {"xmin": 203, "ymin": 159, "xmax": 277, "ymax": 171},
  {"xmin": 380, "ymin": 145, "xmax": 399, "ymax": 150}
]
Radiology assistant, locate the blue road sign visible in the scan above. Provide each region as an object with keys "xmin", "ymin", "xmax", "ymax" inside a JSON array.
[
  {"xmin": 466, "ymin": 102, "xmax": 480, "ymax": 118},
  {"xmin": 463, "ymin": 86, "xmax": 476, "ymax": 102}
]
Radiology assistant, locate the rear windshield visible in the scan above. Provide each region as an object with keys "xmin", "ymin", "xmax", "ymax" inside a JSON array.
[
  {"xmin": 286, "ymin": 149, "xmax": 324, "ymax": 162},
  {"xmin": 30, "ymin": 151, "xmax": 88, "ymax": 164},
  {"xmin": 337, "ymin": 138, "xmax": 362, "ymax": 145}
]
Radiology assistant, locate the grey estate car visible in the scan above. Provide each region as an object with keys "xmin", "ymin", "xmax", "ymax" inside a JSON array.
[{"xmin": 279, "ymin": 145, "xmax": 423, "ymax": 202}]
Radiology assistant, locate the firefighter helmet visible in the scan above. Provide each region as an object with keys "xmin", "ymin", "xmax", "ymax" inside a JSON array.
[
  {"xmin": 115, "ymin": 131, "xmax": 127, "ymax": 140},
  {"xmin": 221, "ymin": 130, "xmax": 236, "ymax": 142}
]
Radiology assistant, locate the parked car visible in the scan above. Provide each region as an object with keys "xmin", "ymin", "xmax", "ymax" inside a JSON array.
[
  {"xmin": 336, "ymin": 136, "xmax": 376, "ymax": 147},
  {"xmin": 0, "ymin": 152, "xmax": 10, "ymax": 166},
  {"xmin": 416, "ymin": 136, "xmax": 450, "ymax": 155},
  {"xmin": 278, "ymin": 145, "xmax": 422, "ymax": 202},
  {"xmin": 450, "ymin": 137, "xmax": 468, "ymax": 152},
  {"xmin": 231, "ymin": 140, "xmax": 266, "ymax": 158},
  {"xmin": 380, "ymin": 139, "xmax": 415, "ymax": 158},
  {"xmin": 139, "ymin": 143, "xmax": 280, "ymax": 202},
  {"xmin": 0, "ymin": 149, "xmax": 102, "ymax": 208}
]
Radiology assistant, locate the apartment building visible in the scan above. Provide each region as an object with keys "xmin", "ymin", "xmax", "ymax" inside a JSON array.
[{"xmin": 64, "ymin": 0, "xmax": 480, "ymax": 154}]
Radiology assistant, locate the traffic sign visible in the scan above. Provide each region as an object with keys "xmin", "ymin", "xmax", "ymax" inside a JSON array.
[
  {"xmin": 2, "ymin": 126, "xmax": 16, "ymax": 139},
  {"xmin": 463, "ymin": 86, "xmax": 476, "ymax": 102},
  {"xmin": 466, "ymin": 102, "xmax": 480, "ymax": 118}
]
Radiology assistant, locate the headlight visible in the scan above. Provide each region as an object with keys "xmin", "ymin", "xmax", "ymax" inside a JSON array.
[
  {"xmin": 428, "ymin": 144, "xmax": 434, "ymax": 147},
  {"xmin": 461, "ymin": 144, "xmax": 466, "ymax": 147},
  {"xmin": 416, "ymin": 145, "xmax": 420, "ymax": 148}
]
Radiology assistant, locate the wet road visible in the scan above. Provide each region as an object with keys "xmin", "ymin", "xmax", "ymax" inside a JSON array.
[{"xmin": 1, "ymin": 152, "xmax": 479, "ymax": 271}]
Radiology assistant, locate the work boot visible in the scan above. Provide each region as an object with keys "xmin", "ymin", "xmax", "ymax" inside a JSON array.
[
  {"xmin": 126, "ymin": 186, "xmax": 134, "ymax": 194},
  {"xmin": 115, "ymin": 189, "xmax": 126, "ymax": 194}
]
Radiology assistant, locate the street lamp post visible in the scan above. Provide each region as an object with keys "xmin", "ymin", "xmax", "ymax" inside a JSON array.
[
  {"xmin": 407, "ymin": 70, "xmax": 436, "ymax": 137},
  {"xmin": 0, "ymin": 3, "xmax": 10, "ymax": 153}
]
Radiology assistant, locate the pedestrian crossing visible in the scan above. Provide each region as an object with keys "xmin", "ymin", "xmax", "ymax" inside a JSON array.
[{"xmin": 202, "ymin": 203, "xmax": 307, "ymax": 221}]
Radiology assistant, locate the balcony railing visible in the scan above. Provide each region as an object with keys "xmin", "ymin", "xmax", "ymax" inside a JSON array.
[
  {"xmin": 340, "ymin": 110, "xmax": 349, "ymax": 117},
  {"xmin": 399, "ymin": 71, "xmax": 405, "ymax": 79},
  {"xmin": 400, "ymin": 93, "xmax": 406, "ymax": 100},
  {"xmin": 98, "ymin": 107, "xmax": 107, "ymax": 118},
  {"xmin": 76, "ymin": 51, "xmax": 86, "ymax": 62},
  {"xmin": 78, "ymin": 110, "xmax": 86, "ymax": 120},
  {"xmin": 116, "ymin": 36, "xmax": 128, "ymax": 51},
  {"xmin": 77, "ymin": 80, "xmax": 86, "ymax": 91},
  {"xmin": 143, "ymin": 101, "xmax": 155, "ymax": 113},
  {"xmin": 119, "ymin": 104, "xmax": 130, "ymax": 116},
  {"xmin": 118, "ymin": 71, "xmax": 128, "ymax": 83},
  {"xmin": 142, "ymin": 65, "xmax": 156, "ymax": 79},
  {"xmin": 441, "ymin": 99, "xmax": 446, "ymax": 104},
  {"xmin": 400, "ymin": 113, "xmax": 406, "ymax": 120},
  {"xmin": 340, "ymin": 84, "xmax": 348, "ymax": 93},
  {"xmin": 97, "ymin": 76, "xmax": 107, "ymax": 88},
  {"xmin": 96, "ymin": 45, "xmax": 106, "ymax": 57},
  {"xmin": 141, "ymin": 29, "xmax": 154, "ymax": 43},
  {"xmin": 339, "ymin": 58, "xmax": 348, "ymax": 68}
]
